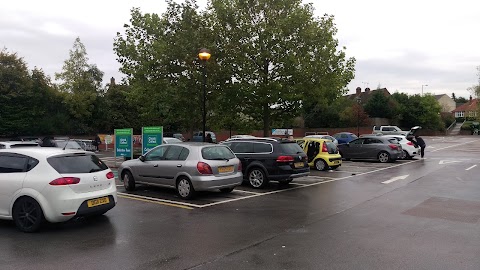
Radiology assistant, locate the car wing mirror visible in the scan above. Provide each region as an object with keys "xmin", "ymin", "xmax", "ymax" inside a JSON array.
[{"xmin": 139, "ymin": 155, "xmax": 146, "ymax": 162}]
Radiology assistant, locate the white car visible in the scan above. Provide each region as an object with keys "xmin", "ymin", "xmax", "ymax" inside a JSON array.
[
  {"xmin": 0, "ymin": 148, "xmax": 117, "ymax": 232},
  {"xmin": 381, "ymin": 135, "xmax": 420, "ymax": 159},
  {"xmin": 304, "ymin": 135, "xmax": 338, "ymax": 145},
  {"xmin": 0, "ymin": 141, "xmax": 39, "ymax": 149}
]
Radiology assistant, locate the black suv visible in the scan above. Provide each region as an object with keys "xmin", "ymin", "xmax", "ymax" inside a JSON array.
[{"xmin": 222, "ymin": 138, "xmax": 309, "ymax": 188}]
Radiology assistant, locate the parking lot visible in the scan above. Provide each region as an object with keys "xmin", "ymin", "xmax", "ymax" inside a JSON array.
[{"xmin": 1, "ymin": 136, "xmax": 480, "ymax": 270}]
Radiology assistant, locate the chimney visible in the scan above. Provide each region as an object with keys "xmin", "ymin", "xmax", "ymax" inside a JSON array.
[
  {"xmin": 470, "ymin": 95, "xmax": 472, "ymax": 102},
  {"xmin": 356, "ymin": 87, "xmax": 361, "ymax": 95},
  {"xmin": 365, "ymin": 87, "xmax": 371, "ymax": 93},
  {"xmin": 110, "ymin": 77, "xmax": 116, "ymax": 86}
]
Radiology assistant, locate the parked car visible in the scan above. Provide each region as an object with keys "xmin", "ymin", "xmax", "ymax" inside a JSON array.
[
  {"xmin": 333, "ymin": 132, "xmax": 358, "ymax": 144},
  {"xmin": 164, "ymin": 132, "xmax": 185, "ymax": 142},
  {"xmin": 221, "ymin": 137, "xmax": 309, "ymax": 188},
  {"xmin": 41, "ymin": 137, "xmax": 83, "ymax": 150},
  {"xmin": 192, "ymin": 131, "xmax": 217, "ymax": 143},
  {"xmin": 295, "ymin": 138, "xmax": 342, "ymax": 171},
  {"xmin": 0, "ymin": 141, "xmax": 39, "ymax": 149},
  {"xmin": 119, "ymin": 143, "xmax": 242, "ymax": 199},
  {"xmin": 304, "ymin": 134, "xmax": 338, "ymax": 145},
  {"xmin": 9, "ymin": 136, "xmax": 42, "ymax": 143},
  {"xmin": 0, "ymin": 147, "xmax": 117, "ymax": 232},
  {"xmin": 337, "ymin": 135, "xmax": 403, "ymax": 163},
  {"xmin": 163, "ymin": 137, "xmax": 183, "ymax": 144},
  {"xmin": 372, "ymin": 125, "xmax": 408, "ymax": 136},
  {"xmin": 381, "ymin": 135, "xmax": 420, "ymax": 159}
]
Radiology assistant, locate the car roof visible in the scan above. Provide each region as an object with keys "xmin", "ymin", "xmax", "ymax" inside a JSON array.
[
  {"xmin": 299, "ymin": 137, "xmax": 330, "ymax": 142},
  {"xmin": 0, "ymin": 141, "xmax": 38, "ymax": 146},
  {"xmin": 0, "ymin": 147, "xmax": 90, "ymax": 159}
]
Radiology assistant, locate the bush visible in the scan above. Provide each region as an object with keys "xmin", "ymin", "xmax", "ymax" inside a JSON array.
[{"xmin": 461, "ymin": 121, "xmax": 473, "ymax": 130}]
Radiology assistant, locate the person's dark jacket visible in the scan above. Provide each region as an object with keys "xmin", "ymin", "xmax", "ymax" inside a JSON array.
[{"xmin": 415, "ymin": 136, "xmax": 426, "ymax": 147}]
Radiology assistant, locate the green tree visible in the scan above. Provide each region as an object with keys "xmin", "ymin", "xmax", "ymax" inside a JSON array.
[
  {"xmin": 209, "ymin": 0, "xmax": 355, "ymax": 135},
  {"xmin": 114, "ymin": 2, "xmax": 210, "ymax": 133},
  {"xmin": 55, "ymin": 37, "xmax": 104, "ymax": 134},
  {"xmin": 363, "ymin": 91, "xmax": 398, "ymax": 119},
  {"xmin": 392, "ymin": 93, "xmax": 443, "ymax": 130}
]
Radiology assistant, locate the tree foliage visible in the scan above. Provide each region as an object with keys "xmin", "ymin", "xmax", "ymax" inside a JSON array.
[
  {"xmin": 363, "ymin": 91, "xmax": 398, "ymax": 119},
  {"xmin": 55, "ymin": 37, "xmax": 104, "ymax": 134},
  {"xmin": 391, "ymin": 93, "xmax": 443, "ymax": 130}
]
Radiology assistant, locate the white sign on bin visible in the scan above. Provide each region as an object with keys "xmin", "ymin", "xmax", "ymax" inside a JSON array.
[
  {"xmin": 271, "ymin": 129, "xmax": 293, "ymax": 136},
  {"xmin": 105, "ymin": 135, "xmax": 113, "ymax": 144}
]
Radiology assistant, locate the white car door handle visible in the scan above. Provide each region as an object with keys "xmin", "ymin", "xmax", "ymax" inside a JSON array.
[
  {"xmin": 177, "ymin": 164, "xmax": 182, "ymax": 167},
  {"xmin": 153, "ymin": 164, "xmax": 158, "ymax": 167}
]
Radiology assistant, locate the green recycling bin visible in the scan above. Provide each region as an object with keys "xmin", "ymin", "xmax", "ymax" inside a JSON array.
[{"xmin": 471, "ymin": 122, "xmax": 479, "ymax": 135}]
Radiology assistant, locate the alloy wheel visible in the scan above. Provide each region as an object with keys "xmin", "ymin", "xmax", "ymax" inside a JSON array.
[{"xmin": 249, "ymin": 169, "xmax": 264, "ymax": 188}]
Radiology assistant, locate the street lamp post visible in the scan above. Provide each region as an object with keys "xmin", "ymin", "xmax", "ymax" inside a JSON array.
[
  {"xmin": 422, "ymin": 84, "xmax": 428, "ymax": 95},
  {"xmin": 198, "ymin": 48, "xmax": 211, "ymax": 142},
  {"xmin": 356, "ymin": 96, "xmax": 361, "ymax": 137}
]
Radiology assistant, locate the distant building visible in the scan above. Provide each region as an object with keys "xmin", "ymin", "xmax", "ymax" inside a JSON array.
[
  {"xmin": 452, "ymin": 96, "xmax": 478, "ymax": 118},
  {"xmin": 345, "ymin": 87, "xmax": 391, "ymax": 104},
  {"xmin": 434, "ymin": 94, "xmax": 456, "ymax": 113}
]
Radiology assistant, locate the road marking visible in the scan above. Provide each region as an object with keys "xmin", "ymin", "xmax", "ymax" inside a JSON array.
[
  {"xmin": 289, "ymin": 183, "xmax": 307, "ymax": 186},
  {"xmin": 382, "ymin": 174, "xmax": 409, "ymax": 184},
  {"xmin": 439, "ymin": 160, "xmax": 462, "ymax": 165},
  {"xmin": 431, "ymin": 139, "xmax": 479, "ymax": 152},
  {"xmin": 118, "ymin": 192, "xmax": 201, "ymax": 208},
  {"xmin": 233, "ymin": 189, "xmax": 262, "ymax": 195},
  {"xmin": 118, "ymin": 194, "xmax": 193, "ymax": 210},
  {"xmin": 466, "ymin": 165, "xmax": 477, "ymax": 171}
]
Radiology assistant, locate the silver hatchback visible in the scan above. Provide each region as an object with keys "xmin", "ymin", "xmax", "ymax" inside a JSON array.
[{"xmin": 118, "ymin": 142, "xmax": 243, "ymax": 199}]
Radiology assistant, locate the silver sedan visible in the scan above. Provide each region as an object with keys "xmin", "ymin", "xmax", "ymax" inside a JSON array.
[{"xmin": 118, "ymin": 142, "xmax": 243, "ymax": 199}]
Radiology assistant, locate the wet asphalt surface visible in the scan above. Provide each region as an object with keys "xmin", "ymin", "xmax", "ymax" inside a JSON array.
[{"xmin": 1, "ymin": 136, "xmax": 480, "ymax": 270}]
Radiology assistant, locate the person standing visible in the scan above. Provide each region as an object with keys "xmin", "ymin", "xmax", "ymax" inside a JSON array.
[
  {"xmin": 206, "ymin": 133, "xmax": 213, "ymax": 143},
  {"xmin": 415, "ymin": 135, "xmax": 426, "ymax": 158},
  {"xmin": 94, "ymin": 135, "xmax": 101, "ymax": 152}
]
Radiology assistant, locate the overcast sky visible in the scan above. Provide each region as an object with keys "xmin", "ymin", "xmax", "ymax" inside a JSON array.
[{"xmin": 1, "ymin": 0, "xmax": 479, "ymax": 98}]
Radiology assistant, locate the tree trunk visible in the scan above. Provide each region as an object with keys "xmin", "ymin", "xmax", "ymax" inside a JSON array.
[{"xmin": 263, "ymin": 103, "xmax": 270, "ymax": 137}]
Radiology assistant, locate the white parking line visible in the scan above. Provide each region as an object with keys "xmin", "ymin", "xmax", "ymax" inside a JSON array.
[
  {"xmin": 118, "ymin": 192, "xmax": 202, "ymax": 208},
  {"xmin": 431, "ymin": 139, "xmax": 479, "ymax": 152},
  {"xmin": 466, "ymin": 165, "xmax": 477, "ymax": 171},
  {"xmin": 234, "ymin": 189, "xmax": 262, "ymax": 195}
]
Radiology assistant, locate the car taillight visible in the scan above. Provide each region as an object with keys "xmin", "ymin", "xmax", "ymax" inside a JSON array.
[
  {"xmin": 106, "ymin": 171, "xmax": 115, "ymax": 179},
  {"xmin": 237, "ymin": 162, "xmax": 242, "ymax": 172},
  {"xmin": 277, "ymin": 156, "xmax": 294, "ymax": 162},
  {"xmin": 406, "ymin": 141, "xmax": 413, "ymax": 146},
  {"xmin": 49, "ymin": 177, "xmax": 80, "ymax": 186},
  {"xmin": 388, "ymin": 144, "xmax": 399, "ymax": 150},
  {"xmin": 322, "ymin": 143, "xmax": 328, "ymax": 152},
  {"xmin": 197, "ymin": 162, "xmax": 213, "ymax": 175}
]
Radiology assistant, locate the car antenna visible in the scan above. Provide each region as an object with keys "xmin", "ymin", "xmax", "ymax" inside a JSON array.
[{"xmin": 62, "ymin": 138, "xmax": 70, "ymax": 150}]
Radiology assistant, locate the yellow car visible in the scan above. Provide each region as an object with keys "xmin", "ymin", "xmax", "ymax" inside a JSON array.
[{"xmin": 295, "ymin": 138, "xmax": 342, "ymax": 171}]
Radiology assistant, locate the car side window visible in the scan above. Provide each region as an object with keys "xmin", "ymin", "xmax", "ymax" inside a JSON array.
[
  {"xmin": 178, "ymin": 148, "xmax": 189, "ymax": 161},
  {"xmin": 350, "ymin": 138, "xmax": 364, "ymax": 145},
  {"xmin": 253, "ymin": 143, "xmax": 272, "ymax": 153},
  {"xmin": 145, "ymin": 146, "xmax": 168, "ymax": 161},
  {"xmin": 164, "ymin": 145, "xmax": 184, "ymax": 161},
  {"xmin": 0, "ymin": 144, "xmax": 5, "ymax": 149},
  {"xmin": 230, "ymin": 142, "xmax": 254, "ymax": 153},
  {"xmin": 26, "ymin": 158, "xmax": 39, "ymax": 171},
  {"xmin": 296, "ymin": 140, "xmax": 305, "ymax": 149},
  {"xmin": 0, "ymin": 155, "xmax": 27, "ymax": 173},
  {"xmin": 341, "ymin": 134, "xmax": 348, "ymax": 138},
  {"xmin": 370, "ymin": 139, "xmax": 382, "ymax": 144}
]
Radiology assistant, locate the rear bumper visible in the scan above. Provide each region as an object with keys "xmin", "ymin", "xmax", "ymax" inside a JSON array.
[
  {"xmin": 267, "ymin": 167, "xmax": 310, "ymax": 180},
  {"xmin": 191, "ymin": 172, "xmax": 243, "ymax": 191},
  {"xmin": 76, "ymin": 195, "xmax": 116, "ymax": 217}
]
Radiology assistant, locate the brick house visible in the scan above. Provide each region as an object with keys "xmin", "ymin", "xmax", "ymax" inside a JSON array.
[{"xmin": 452, "ymin": 96, "xmax": 478, "ymax": 118}]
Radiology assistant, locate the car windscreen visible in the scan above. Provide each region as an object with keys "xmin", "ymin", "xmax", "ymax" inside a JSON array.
[
  {"xmin": 279, "ymin": 142, "xmax": 304, "ymax": 154},
  {"xmin": 351, "ymin": 134, "xmax": 358, "ymax": 139},
  {"xmin": 10, "ymin": 143, "xmax": 38, "ymax": 148},
  {"xmin": 202, "ymin": 146, "xmax": 236, "ymax": 160},
  {"xmin": 47, "ymin": 154, "xmax": 108, "ymax": 173},
  {"xmin": 325, "ymin": 142, "xmax": 338, "ymax": 154}
]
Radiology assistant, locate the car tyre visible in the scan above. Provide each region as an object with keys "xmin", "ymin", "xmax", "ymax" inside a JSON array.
[
  {"xmin": 402, "ymin": 150, "xmax": 412, "ymax": 160},
  {"xmin": 378, "ymin": 151, "xmax": 391, "ymax": 163},
  {"xmin": 177, "ymin": 177, "xmax": 195, "ymax": 199},
  {"xmin": 314, "ymin": 159, "xmax": 327, "ymax": 171},
  {"xmin": 248, "ymin": 167, "xmax": 268, "ymax": 188},
  {"xmin": 123, "ymin": 171, "xmax": 136, "ymax": 191},
  {"xmin": 220, "ymin": 187, "xmax": 234, "ymax": 193},
  {"xmin": 13, "ymin": 197, "xmax": 45, "ymax": 233}
]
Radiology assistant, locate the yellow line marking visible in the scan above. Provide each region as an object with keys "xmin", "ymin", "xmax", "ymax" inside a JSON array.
[{"xmin": 118, "ymin": 194, "xmax": 193, "ymax": 210}]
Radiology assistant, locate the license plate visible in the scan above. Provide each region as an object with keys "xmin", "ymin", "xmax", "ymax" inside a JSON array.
[
  {"xmin": 87, "ymin": 197, "xmax": 110, "ymax": 208},
  {"xmin": 294, "ymin": 162, "xmax": 304, "ymax": 168},
  {"xmin": 218, "ymin": 166, "xmax": 234, "ymax": 173}
]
